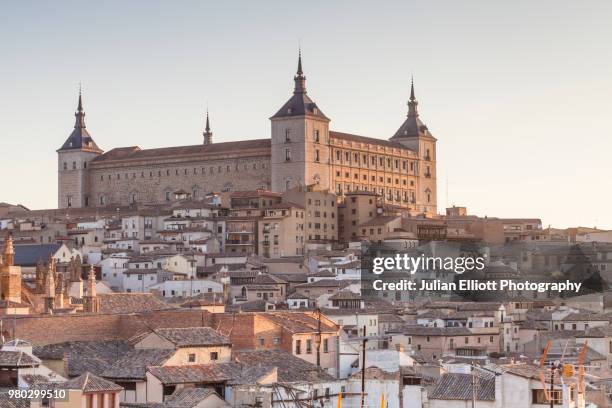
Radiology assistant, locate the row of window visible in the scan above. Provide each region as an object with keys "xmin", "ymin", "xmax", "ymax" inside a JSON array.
[
  {"xmin": 336, "ymin": 171, "xmax": 417, "ymax": 186},
  {"xmin": 62, "ymin": 161, "xmax": 87, "ymax": 170},
  {"xmin": 332, "ymin": 149, "xmax": 431, "ymax": 169},
  {"xmin": 284, "ymin": 148, "xmax": 322, "ymax": 162},
  {"xmin": 98, "ymin": 162, "xmax": 268, "ymax": 182},
  {"xmin": 306, "ymin": 198, "xmax": 335, "ymax": 207},
  {"xmin": 308, "ymin": 233, "xmax": 334, "ymax": 240},
  {"xmin": 336, "ymin": 184, "xmax": 426, "ymax": 203},
  {"xmin": 307, "ymin": 222, "xmax": 334, "ymax": 231},
  {"xmin": 284, "ymin": 128, "xmax": 322, "ymax": 143},
  {"xmin": 307, "ymin": 211, "xmax": 335, "ymax": 219},
  {"xmin": 187, "ymin": 351, "xmax": 218, "ymax": 362},
  {"xmin": 295, "ymin": 338, "xmax": 329, "ymax": 354}
]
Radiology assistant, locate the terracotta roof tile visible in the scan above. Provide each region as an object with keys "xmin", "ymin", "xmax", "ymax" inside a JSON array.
[
  {"xmin": 154, "ymin": 327, "xmax": 230, "ymax": 347},
  {"xmin": 65, "ymin": 372, "xmax": 123, "ymax": 392},
  {"xmin": 103, "ymin": 349, "xmax": 174, "ymax": 380},
  {"xmin": 33, "ymin": 340, "xmax": 131, "ymax": 377},
  {"xmin": 163, "ymin": 388, "xmax": 227, "ymax": 407},
  {"xmin": 148, "ymin": 363, "xmax": 242, "ymax": 384},
  {"xmin": 99, "ymin": 293, "xmax": 176, "ymax": 314},
  {"xmin": 0, "ymin": 392, "xmax": 30, "ymax": 408},
  {"xmin": 0, "ymin": 350, "xmax": 40, "ymax": 367},
  {"xmin": 233, "ymin": 350, "xmax": 335, "ymax": 382},
  {"xmin": 429, "ymin": 373, "xmax": 495, "ymax": 401}
]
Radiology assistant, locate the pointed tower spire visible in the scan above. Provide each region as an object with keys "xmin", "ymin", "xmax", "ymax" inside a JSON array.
[
  {"xmin": 75, "ymin": 84, "xmax": 86, "ymax": 129},
  {"xmin": 203, "ymin": 109, "xmax": 213, "ymax": 145},
  {"xmin": 77, "ymin": 83, "xmax": 84, "ymax": 112},
  {"xmin": 87, "ymin": 264, "xmax": 97, "ymax": 297},
  {"xmin": 294, "ymin": 48, "xmax": 306, "ymax": 94},
  {"xmin": 58, "ymin": 85, "xmax": 102, "ymax": 153},
  {"xmin": 43, "ymin": 257, "xmax": 56, "ymax": 313},
  {"xmin": 407, "ymin": 76, "xmax": 419, "ymax": 117},
  {"xmin": 297, "ymin": 48, "xmax": 303, "ymax": 76},
  {"xmin": 45, "ymin": 257, "xmax": 56, "ymax": 298},
  {"xmin": 271, "ymin": 49, "xmax": 328, "ymax": 120},
  {"xmin": 83, "ymin": 264, "xmax": 101, "ymax": 313},
  {"xmin": 391, "ymin": 77, "xmax": 432, "ymax": 140}
]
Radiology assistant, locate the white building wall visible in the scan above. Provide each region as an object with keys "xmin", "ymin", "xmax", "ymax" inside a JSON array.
[{"xmin": 149, "ymin": 279, "xmax": 223, "ymax": 297}]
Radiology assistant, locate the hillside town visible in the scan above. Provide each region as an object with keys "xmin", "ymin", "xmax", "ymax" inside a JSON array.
[
  {"xmin": 0, "ymin": 24, "xmax": 609, "ymax": 407},
  {"xmin": 0, "ymin": 192, "xmax": 611, "ymax": 407}
]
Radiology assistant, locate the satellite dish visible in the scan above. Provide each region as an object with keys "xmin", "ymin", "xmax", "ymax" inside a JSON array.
[{"xmin": 376, "ymin": 208, "xmax": 383, "ymax": 215}]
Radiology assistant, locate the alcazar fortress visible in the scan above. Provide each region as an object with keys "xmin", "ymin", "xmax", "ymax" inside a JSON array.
[{"xmin": 57, "ymin": 53, "xmax": 437, "ymax": 215}]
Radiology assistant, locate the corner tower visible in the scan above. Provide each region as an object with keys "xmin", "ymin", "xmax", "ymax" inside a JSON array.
[
  {"xmin": 270, "ymin": 51, "xmax": 331, "ymax": 192},
  {"xmin": 57, "ymin": 88, "xmax": 103, "ymax": 208},
  {"xmin": 390, "ymin": 79, "xmax": 437, "ymax": 215}
]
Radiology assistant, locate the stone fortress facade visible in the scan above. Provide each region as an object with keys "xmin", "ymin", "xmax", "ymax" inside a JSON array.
[{"xmin": 58, "ymin": 52, "xmax": 437, "ymax": 215}]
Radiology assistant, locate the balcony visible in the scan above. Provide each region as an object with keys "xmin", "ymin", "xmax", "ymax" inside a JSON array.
[
  {"xmin": 226, "ymin": 230, "xmax": 254, "ymax": 235},
  {"xmin": 226, "ymin": 240, "xmax": 254, "ymax": 245}
]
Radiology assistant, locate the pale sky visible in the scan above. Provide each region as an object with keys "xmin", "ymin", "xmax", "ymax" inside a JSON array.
[{"xmin": 1, "ymin": 1, "xmax": 611, "ymax": 229}]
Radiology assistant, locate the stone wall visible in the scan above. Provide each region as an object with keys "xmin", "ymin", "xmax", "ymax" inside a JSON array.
[{"xmin": 88, "ymin": 156, "xmax": 271, "ymax": 206}]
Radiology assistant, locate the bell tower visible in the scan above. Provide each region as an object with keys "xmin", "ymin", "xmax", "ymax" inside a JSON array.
[
  {"xmin": 270, "ymin": 51, "xmax": 331, "ymax": 192},
  {"xmin": 57, "ymin": 87, "xmax": 103, "ymax": 209}
]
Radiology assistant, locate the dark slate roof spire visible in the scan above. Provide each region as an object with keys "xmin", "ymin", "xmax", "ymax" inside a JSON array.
[
  {"xmin": 390, "ymin": 77, "xmax": 434, "ymax": 141},
  {"xmin": 77, "ymin": 83, "xmax": 84, "ymax": 112},
  {"xmin": 74, "ymin": 83, "xmax": 86, "ymax": 129},
  {"xmin": 408, "ymin": 76, "xmax": 418, "ymax": 117},
  {"xmin": 57, "ymin": 86, "xmax": 103, "ymax": 152},
  {"xmin": 203, "ymin": 109, "xmax": 213, "ymax": 145},
  {"xmin": 271, "ymin": 50, "xmax": 329, "ymax": 121},
  {"xmin": 297, "ymin": 48, "xmax": 304, "ymax": 76},
  {"xmin": 294, "ymin": 48, "xmax": 306, "ymax": 94}
]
